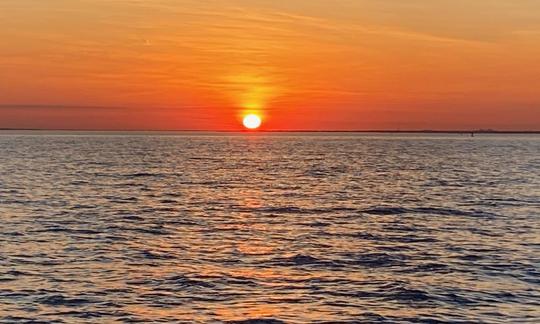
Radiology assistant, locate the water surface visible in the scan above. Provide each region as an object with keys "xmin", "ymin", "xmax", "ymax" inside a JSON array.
[{"xmin": 1, "ymin": 132, "xmax": 539, "ymax": 323}]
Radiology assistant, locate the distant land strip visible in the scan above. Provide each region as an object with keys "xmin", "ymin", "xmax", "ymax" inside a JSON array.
[{"xmin": 0, "ymin": 128, "xmax": 539, "ymax": 134}]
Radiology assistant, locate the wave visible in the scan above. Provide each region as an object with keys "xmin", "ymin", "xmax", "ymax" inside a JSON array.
[
  {"xmin": 165, "ymin": 275, "xmax": 216, "ymax": 289},
  {"xmin": 234, "ymin": 206, "xmax": 357, "ymax": 215},
  {"xmin": 361, "ymin": 206, "xmax": 496, "ymax": 217},
  {"xmin": 226, "ymin": 319, "xmax": 285, "ymax": 324},
  {"xmin": 342, "ymin": 252, "xmax": 408, "ymax": 268},
  {"xmin": 140, "ymin": 250, "xmax": 176, "ymax": 260},
  {"xmin": 332, "ymin": 231, "xmax": 438, "ymax": 244},
  {"xmin": 269, "ymin": 252, "xmax": 410, "ymax": 269},
  {"xmin": 38, "ymin": 294, "xmax": 94, "ymax": 307},
  {"xmin": 399, "ymin": 263, "xmax": 450, "ymax": 274},
  {"xmin": 384, "ymin": 287, "xmax": 432, "ymax": 302},
  {"xmin": 268, "ymin": 254, "xmax": 339, "ymax": 268},
  {"xmin": 41, "ymin": 310, "xmax": 117, "ymax": 319},
  {"xmin": 124, "ymin": 172, "xmax": 165, "ymax": 178},
  {"xmin": 31, "ymin": 227, "xmax": 103, "ymax": 235}
]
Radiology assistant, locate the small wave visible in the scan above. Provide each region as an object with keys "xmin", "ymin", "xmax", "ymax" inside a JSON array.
[
  {"xmin": 120, "ymin": 215, "xmax": 144, "ymax": 221},
  {"xmin": 188, "ymin": 157, "xmax": 223, "ymax": 161},
  {"xmin": 456, "ymin": 254, "xmax": 484, "ymax": 261},
  {"xmin": 41, "ymin": 310, "xmax": 114, "ymax": 319},
  {"xmin": 484, "ymin": 197, "xmax": 540, "ymax": 207},
  {"xmin": 384, "ymin": 287, "xmax": 432, "ymax": 303},
  {"xmin": 107, "ymin": 196, "xmax": 138, "ymax": 203},
  {"xmin": 236, "ymin": 206, "xmax": 357, "ymax": 215},
  {"xmin": 141, "ymin": 250, "xmax": 175, "ymax": 260},
  {"xmin": 159, "ymin": 199, "xmax": 178, "ymax": 204},
  {"xmin": 269, "ymin": 254, "xmax": 338, "ymax": 267},
  {"xmin": 362, "ymin": 207, "xmax": 409, "ymax": 215},
  {"xmin": 349, "ymin": 232, "xmax": 384, "ymax": 240},
  {"xmin": 343, "ymin": 252, "xmax": 407, "ymax": 268},
  {"xmin": 179, "ymin": 180, "xmax": 221, "ymax": 186},
  {"xmin": 221, "ymin": 276, "xmax": 259, "ymax": 287},
  {"xmin": 249, "ymin": 206, "xmax": 312, "ymax": 214},
  {"xmin": 69, "ymin": 180, "xmax": 90, "ymax": 185},
  {"xmin": 133, "ymin": 227, "xmax": 170, "ymax": 235},
  {"xmin": 38, "ymin": 295, "xmax": 93, "ymax": 307},
  {"xmin": 358, "ymin": 312, "xmax": 390, "ymax": 322},
  {"xmin": 362, "ymin": 206, "xmax": 496, "ymax": 217},
  {"xmin": 4, "ymin": 231, "xmax": 24, "ymax": 236},
  {"xmin": 390, "ymin": 235, "xmax": 438, "ymax": 243},
  {"xmin": 155, "ymin": 207, "xmax": 177, "ymax": 212},
  {"xmin": 444, "ymin": 293, "xmax": 478, "ymax": 305},
  {"xmin": 165, "ymin": 275, "xmax": 216, "ymax": 288},
  {"xmin": 226, "ymin": 319, "xmax": 285, "ymax": 324},
  {"xmin": 125, "ymin": 172, "xmax": 164, "ymax": 178},
  {"xmin": 303, "ymin": 221, "xmax": 331, "ymax": 227},
  {"xmin": 70, "ymin": 204, "xmax": 96, "ymax": 209},
  {"xmin": 468, "ymin": 228, "xmax": 502, "ymax": 237},
  {"xmin": 287, "ymin": 254, "xmax": 321, "ymax": 265},
  {"xmin": 400, "ymin": 263, "xmax": 450, "ymax": 274},
  {"xmin": 72, "ymin": 229, "xmax": 103, "ymax": 235},
  {"xmin": 32, "ymin": 226, "xmax": 68, "ymax": 233},
  {"xmin": 6, "ymin": 270, "xmax": 28, "ymax": 276},
  {"xmin": 163, "ymin": 192, "xmax": 182, "ymax": 198},
  {"xmin": 31, "ymin": 227, "xmax": 102, "ymax": 235},
  {"xmin": 1, "ymin": 316, "xmax": 56, "ymax": 323}
]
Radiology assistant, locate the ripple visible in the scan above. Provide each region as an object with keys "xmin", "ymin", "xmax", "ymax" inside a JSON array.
[
  {"xmin": 361, "ymin": 206, "xmax": 497, "ymax": 217},
  {"xmin": 1, "ymin": 133, "xmax": 538, "ymax": 323},
  {"xmin": 124, "ymin": 172, "xmax": 165, "ymax": 178},
  {"xmin": 226, "ymin": 319, "xmax": 285, "ymax": 324},
  {"xmin": 343, "ymin": 252, "xmax": 408, "ymax": 268},
  {"xmin": 269, "ymin": 254, "xmax": 339, "ymax": 268},
  {"xmin": 383, "ymin": 287, "xmax": 432, "ymax": 303},
  {"xmin": 38, "ymin": 295, "xmax": 94, "ymax": 307}
]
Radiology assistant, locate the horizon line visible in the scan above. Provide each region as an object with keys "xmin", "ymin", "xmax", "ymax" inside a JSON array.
[{"xmin": 1, "ymin": 128, "xmax": 539, "ymax": 134}]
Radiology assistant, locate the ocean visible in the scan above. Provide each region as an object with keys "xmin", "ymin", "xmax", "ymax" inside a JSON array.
[{"xmin": 1, "ymin": 132, "xmax": 539, "ymax": 323}]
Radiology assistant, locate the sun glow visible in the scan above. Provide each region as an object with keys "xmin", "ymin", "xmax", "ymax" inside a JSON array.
[{"xmin": 243, "ymin": 114, "xmax": 262, "ymax": 130}]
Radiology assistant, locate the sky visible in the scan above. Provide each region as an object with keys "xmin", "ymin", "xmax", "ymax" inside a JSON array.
[{"xmin": 1, "ymin": 0, "xmax": 539, "ymax": 130}]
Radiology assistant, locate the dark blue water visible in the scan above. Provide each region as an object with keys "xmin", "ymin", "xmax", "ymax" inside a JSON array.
[{"xmin": 1, "ymin": 132, "xmax": 539, "ymax": 323}]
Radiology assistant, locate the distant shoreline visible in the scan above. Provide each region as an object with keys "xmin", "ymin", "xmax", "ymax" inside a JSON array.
[{"xmin": 0, "ymin": 129, "xmax": 539, "ymax": 134}]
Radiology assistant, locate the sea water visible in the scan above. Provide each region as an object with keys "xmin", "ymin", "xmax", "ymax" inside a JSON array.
[{"xmin": 1, "ymin": 132, "xmax": 539, "ymax": 323}]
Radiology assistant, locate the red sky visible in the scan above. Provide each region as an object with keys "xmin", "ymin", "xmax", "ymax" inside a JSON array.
[{"xmin": 1, "ymin": 0, "xmax": 539, "ymax": 130}]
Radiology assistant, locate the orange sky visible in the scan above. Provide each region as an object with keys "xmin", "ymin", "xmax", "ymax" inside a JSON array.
[{"xmin": 1, "ymin": 0, "xmax": 539, "ymax": 130}]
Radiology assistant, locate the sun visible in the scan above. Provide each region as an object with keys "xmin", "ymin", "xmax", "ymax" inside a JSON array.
[{"xmin": 243, "ymin": 114, "xmax": 262, "ymax": 130}]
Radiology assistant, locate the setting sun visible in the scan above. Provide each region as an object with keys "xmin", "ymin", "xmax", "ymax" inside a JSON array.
[{"xmin": 243, "ymin": 114, "xmax": 262, "ymax": 130}]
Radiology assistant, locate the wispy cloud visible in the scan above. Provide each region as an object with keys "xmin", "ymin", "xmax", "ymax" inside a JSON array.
[{"xmin": 0, "ymin": 104, "xmax": 127, "ymax": 111}]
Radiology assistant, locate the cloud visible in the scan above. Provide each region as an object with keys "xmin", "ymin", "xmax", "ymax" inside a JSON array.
[{"xmin": 0, "ymin": 104, "xmax": 127, "ymax": 111}]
